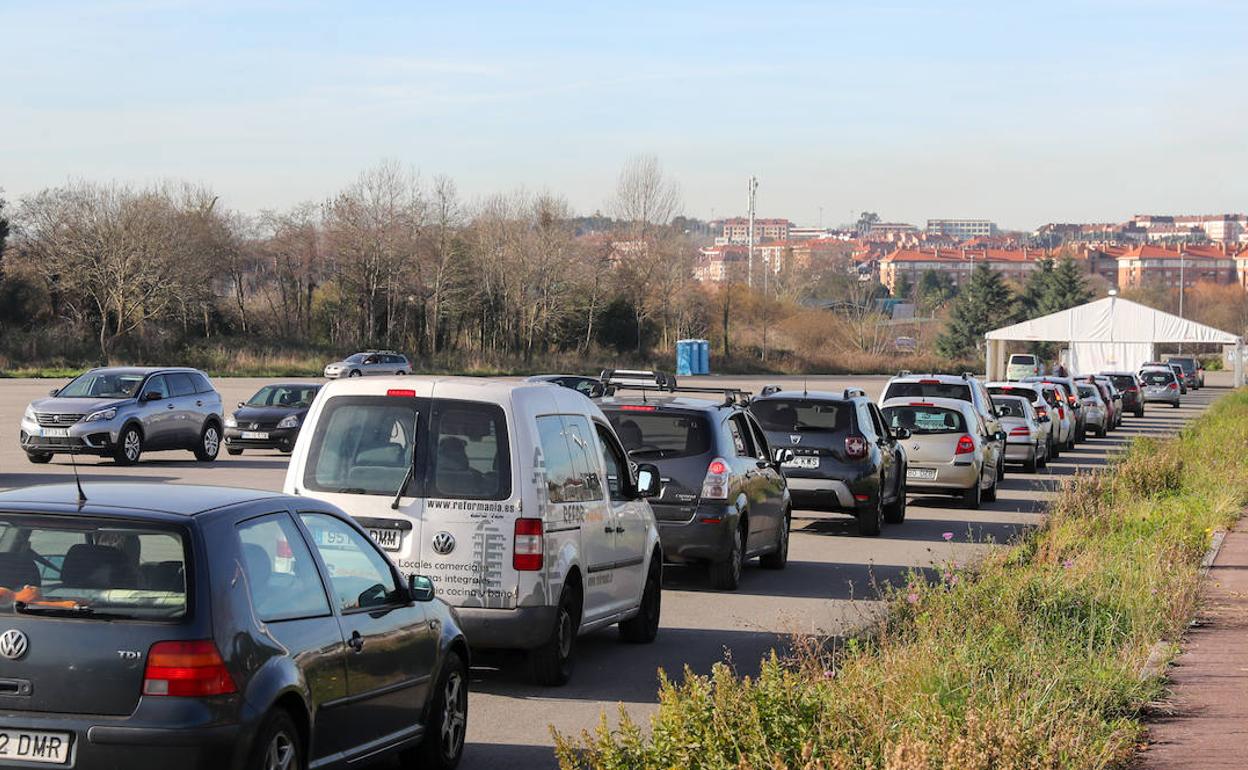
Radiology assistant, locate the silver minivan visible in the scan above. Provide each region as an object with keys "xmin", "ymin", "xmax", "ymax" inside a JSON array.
[
  {"xmin": 323, "ymin": 351, "xmax": 411, "ymax": 378},
  {"xmin": 19, "ymin": 367, "xmax": 224, "ymax": 465}
]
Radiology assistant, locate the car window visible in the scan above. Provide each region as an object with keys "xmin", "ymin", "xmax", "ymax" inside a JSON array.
[
  {"xmin": 562, "ymin": 415, "xmax": 604, "ymax": 501},
  {"xmin": 190, "ymin": 372, "xmax": 214, "ymax": 394},
  {"xmin": 744, "ymin": 414, "xmax": 771, "ymax": 459},
  {"xmin": 605, "ymin": 409, "xmax": 713, "ymax": 460},
  {"xmin": 728, "ymin": 414, "xmax": 759, "ymax": 457},
  {"xmin": 167, "ymin": 373, "xmax": 197, "ymax": 398},
  {"xmin": 247, "ymin": 385, "xmax": 319, "ymax": 408},
  {"xmin": 856, "ymin": 404, "xmax": 878, "ymax": 440},
  {"xmin": 884, "ymin": 381, "xmax": 972, "ymax": 402},
  {"xmin": 308, "ymin": 399, "xmax": 419, "ymax": 495},
  {"xmin": 54, "ymin": 371, "xmax": 146, "ymax": 399},
  {"xmin": 595, "ymin": 424, "xmax": 630, "ymax": 502},
  {"xmin": 993, "ymin": 398, "xmax": 1028, "ymax": 418},
  {"xmin": 0, "ymin": 514, "xmax": 188, "ymax": 621},
  {"xmin": 428, "ymin": 401, "xmax": 509, "ymax": 500},
  {"xmin": 867, "ymin": 404, "xmax": 888, "ymax": 438},
  {"xmin": 1009, "ymin": 355, "xmax": 1035, "ymax": 365},
  {"xmin": 536, "ymin": 415, "xmax": 601, "ymax": 503},
  {"xmin": 299, "ymin": 513, "xmax": 401, "ymax": 612},
  {"xmin": 882, "ymin": 405, "xmax": 967, "ymax": 434},
  {"xmin": 1141, "ymin": 370, "xmax": 1173, "ymax": 385},
  {"xmin": 752, "ymin": 399, "xmax": 849, "ymax": 432},
  {"xmin": 143, "ymin": 375, "xmax": 170, "ymax": 399},
  {"xmin": 237, "ymin": 514, "xmax": 331, "ymax": 621}
]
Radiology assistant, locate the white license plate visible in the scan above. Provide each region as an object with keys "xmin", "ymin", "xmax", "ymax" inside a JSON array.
[
  {"xmin": 907, "ymin": 467, "xmax": 937, "ymax": 480},
  {"xmin": 241, "ymin": 431, "xmax": 269, "ymax": 440},
  {"xmin": 782, "ymin": 456, "xmax": 819, "ymax": 470},
  {"xmin": 369, "ymin": 528, "xmax": 403, "ymax": 552},
  {"xmin": 0, "ymin": 729, "xmax": 70, "ymax": 764},
  {"xmin": 40, "ymin": 428, "xmax": 68, "ymax": 438}
]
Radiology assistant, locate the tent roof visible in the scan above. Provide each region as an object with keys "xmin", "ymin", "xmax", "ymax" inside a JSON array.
[{"xmin": 985, "ymin": 296, "xmax": 1241, "ymax": 344}]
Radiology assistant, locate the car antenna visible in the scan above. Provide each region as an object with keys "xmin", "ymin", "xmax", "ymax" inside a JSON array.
[
  {"xmin": 803, "ymin": 377, "xmax": 808, "ymax": 398},
  {"xmin": 67, "ymin": 450, "xmax": 87, "ymax": 507}
]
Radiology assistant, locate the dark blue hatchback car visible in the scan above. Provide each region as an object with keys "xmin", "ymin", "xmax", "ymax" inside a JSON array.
[{"xmin": 0, "ymin": 483, "xmax": 468, "ymax": 770}]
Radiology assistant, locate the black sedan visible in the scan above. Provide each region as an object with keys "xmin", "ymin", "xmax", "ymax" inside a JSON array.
[
  {"xmin": 0, "ymin": 482, "xmax": 469, "ymax": 770},
  {"xmin": 224, "ymin": 383, "xmax": 321, "ymax": 455}
]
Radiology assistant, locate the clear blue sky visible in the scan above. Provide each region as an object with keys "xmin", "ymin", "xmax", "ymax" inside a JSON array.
[{"xmin": 2, "ymin": 0, "xmax": 1244, "ymax": 229}]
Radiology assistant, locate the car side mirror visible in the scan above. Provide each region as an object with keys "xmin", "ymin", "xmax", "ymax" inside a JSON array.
[
  {"xmin": 237, "ymin": 401, "xmax": 245, "ymax": 408},
  {"xmin": 48, "ymin": 388, "xmax": 60, "ymax": 397},
  {"xmin": 893, "ymin": 427, "xmax": 912, "ymax": 440},
  {"xmin": 143, "ymin": 391, "xmax": 163, "ymax": 402},
  {"xmin": 635, "ymin": 463, "xmax": 661, "ymax": 498},
  {"xmin": 994, "ymin": 430, "xmax": 1007, "ymax": 441},
  {"xmin": 408, "ymin": 574, "xmax": 436, "ymax": 603},
  {"xmin": 773, "ymin": 448, "xmax": 796, "ymax": 464}
]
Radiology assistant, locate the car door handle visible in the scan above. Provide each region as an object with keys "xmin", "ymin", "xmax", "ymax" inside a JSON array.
[
  {"xmin": 347, "ymin": 630, "xmax": 364, "ymax": 653},
  {"xmin": 195, "ymin": 400, "xmax": 203, "ymax": 407},
  {"xmin": 604, "ymin": 526, "xmax": 615, "ymax": 534},
  {"xmin": 166, "ymin": 404, "xmax": 175, "ymax": 410},
  {"xmin": 614, "ymin": 526, "xmax": 625, "ymax": 533}
]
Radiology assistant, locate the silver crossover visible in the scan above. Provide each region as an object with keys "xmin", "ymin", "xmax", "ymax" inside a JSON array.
[
  {"xmin": 19, "ymin": 367, "xmax": 224, "ymax": 465},
  {"xmin": 1139, "ymin": 366, "xmax": 1181, "ymax": 407},
  {"xmin": 323, "ymin": 351, "xmax": 411, "ymax": 378},
  {"xmin": 881, "ymin": 397, "xmax": 1003, "ymax": 509}
]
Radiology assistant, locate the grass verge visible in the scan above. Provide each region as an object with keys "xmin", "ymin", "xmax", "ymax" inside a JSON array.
[{"xmin": 554, "ymin": 391, "xmax": 1248, "ymax": 770}]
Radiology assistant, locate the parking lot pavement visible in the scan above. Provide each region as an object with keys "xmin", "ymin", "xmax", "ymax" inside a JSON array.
[{"xmin": 0, "ymin": 372, "xmax": 1228, "ymax": 769}]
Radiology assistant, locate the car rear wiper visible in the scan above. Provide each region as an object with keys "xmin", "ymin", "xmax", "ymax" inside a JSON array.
[
  {"xmin": 392, "ymin": 418, "xmax": 420, "ymax": 510},
  {"xmin": 15, "ymin": 602, "xmax": 141, "ymax": 620}
]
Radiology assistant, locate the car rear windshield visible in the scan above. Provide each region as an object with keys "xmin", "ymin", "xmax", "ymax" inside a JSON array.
[
  {"xmin": 605, "ymin": 409, "xmax": 712, "ymax": 459},
  {"xmin": 1077, "ymin": 385, "xmax": 1098, "ymax": 398},
  {"xmin": 1107, "ymin": 375, "xmax": 1136, "ymax": 390},
  {"xmin": 988, "ymin": 386, "xmax": 1036, "ymax": 400},
  {"xmin": 883, "ymin": 381, "xmax": 971, "ymax": 402},
  {"xmin": 1141, "ymin": 370, "xmax": 1174, "ymax": 385},
  {"xmin": 992, "ymin": 398, "xmax": 1029, "ymax": 418},
  {"xmin": 881, "ymin": 405, "xmax": 967, "ymax": 434},
  {"xmin": 56, "ymin": 371, "xmax": 146, "ymax": 399},
  {"xmin": 0, "ymin": 515, "xmax": 188, "ymax": 621},
  {"xmin": 1169, "ymin": 358, "xmax": 1196, "ymax": 370},
  {"xmin": 304, "ymin": 396, "xmax": 511, "ymax": 500},
  {"xmin": 751, "ymin": 399, "xmax": 850, "ymax": 433},
  {"xmin": 1009, "ymin": 355, "xmax": 1036, "ymax": 364}
]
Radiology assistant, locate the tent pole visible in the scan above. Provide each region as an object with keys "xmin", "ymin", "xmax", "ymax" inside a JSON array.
[{"xmin": 1236, "ymin": 339, "xmax": 1244, "ymax": 388}]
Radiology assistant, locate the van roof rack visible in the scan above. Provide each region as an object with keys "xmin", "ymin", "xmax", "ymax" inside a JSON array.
[
  {"xmin": 759, "ymin": 384, "xmax": 782, "ymax": 397},
  {"xmin": 843, "ymin": 387, "xmax": 867, "ymax": 399},
  {"xmin": 599, "ymin": 370, "xmax": 751, "ymax": 406}
]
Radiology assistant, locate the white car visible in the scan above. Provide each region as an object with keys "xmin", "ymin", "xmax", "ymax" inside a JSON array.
[
  {"xmin": 284, "ymin": 375, "xmax": 664, "ymax": 685},
  {"xmin": 323, "ymin": 351, "xmax": 411, "ymax": 378}
]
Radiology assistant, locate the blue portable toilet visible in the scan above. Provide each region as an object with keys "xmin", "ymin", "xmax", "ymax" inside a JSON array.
[
  {"xmin": 696, "ymin": 339, "xmax": 710, "ymax": 375},
  {"xmin": 676, "ymin": 340, "xmax": 694, "ymax": 376}
]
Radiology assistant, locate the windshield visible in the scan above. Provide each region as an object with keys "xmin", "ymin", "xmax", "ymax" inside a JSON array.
[
  {"xmin": 1169, "ymin": 358, "xmax": 1196, "ymax": 371},
  {"xmin": 605, "ymin": 409, "xmax": 712, "ymax": 459},
  {"xmin": 304, "ymin": 396, "xmax": 510, "ymax": 500},
  {"xmin": 56, "ymin": 371, "xmax": 145, "ymax": 399},
  {"xmin": 1108, "ymin": 375, "xmax": 1136, "ymax": 390},
  {"xmin": 1142, "ymin": 370, "xmax": 1174, "ymax": 386},
  {"xmin": 992, "ymin": 398, "xmax": 1028, "ymax": 418},
  {"xmin": 884, "ymin": 382, "xmax": 971, "ymax": 402},
  {"xmin": 0, "ymin": 515, "xmax": 187, "ymax": 620},
  {"xmin": 882, "ymin": 406, "xmax": 967, "ymax": 434},
  {"xmin": 751, "ymin": 399, "xmax": 849, "ymax": 432},
  {"xmin": 247, "ymin": 384, "xmax": 320, "ymax": 408}
]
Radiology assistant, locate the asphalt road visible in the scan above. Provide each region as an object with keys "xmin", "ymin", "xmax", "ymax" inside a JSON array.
[{"xmin": 0, "ymin": 372, "xmax": 1229, "ymax": 768}]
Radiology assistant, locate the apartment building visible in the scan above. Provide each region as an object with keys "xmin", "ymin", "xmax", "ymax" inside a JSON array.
[
  {"xmin": 926, "ymin": 218, "xmax": 997, "ymax": 239},
  {"xmin": 878, "ymin": 247, "xmax": 1040, "ymax": 294},
  {"xmin": 1130, "ymin": 214, "xmax": 1248, "ymax": 244},
  {"xmin": 719, "ymin": 217, "xmax": 791, "ymax": 244},
  {"xmin": 1116, "ymin": 244, "xmax": 1237, "ymax": 289}
]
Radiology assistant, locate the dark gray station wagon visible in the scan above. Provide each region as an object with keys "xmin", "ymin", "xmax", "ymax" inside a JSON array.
[{"xmin": 0, "ymin": 483, "xmax": 468, "ymax": 770}]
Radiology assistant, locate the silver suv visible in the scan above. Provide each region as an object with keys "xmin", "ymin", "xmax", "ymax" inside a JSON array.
[
  {"xmin": 323, "ymin": 351, "xmax": 411, "ymax": 378},
  {"xmin": 19, "ymin": 367, "xmax": 224, "ymax": 465}
]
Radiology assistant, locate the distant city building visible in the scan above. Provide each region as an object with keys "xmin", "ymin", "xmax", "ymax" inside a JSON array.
[
  {"xmin": 719, "ymin": 217, "xmax": 791, "ymax": 244},
  {"xmin": 1116, "ymin": 244, "xmax": 1238, "ymax": 289},
  {"xmin": 1129, "ymin": 214, "xmax": 1247, "ymax": 244},
  {"xmin": 864, "ymin": 222, "xmax": 919, "ymax": 242},
  {"xmin": 878, "ymin": 247, "xmax": 1041, "ymax": 294},
  {"xmin": 788, "ymin": 226, "xmax": 851, "ymax": 241},
  {"xmin": 926, "ymin": 218, "xmax": 997, "ymax": 239}
]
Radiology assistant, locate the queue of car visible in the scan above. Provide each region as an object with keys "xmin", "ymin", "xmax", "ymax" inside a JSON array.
[{"xmin": 3, "ymin": 355, "xmax": 1175, "ymax": 768}]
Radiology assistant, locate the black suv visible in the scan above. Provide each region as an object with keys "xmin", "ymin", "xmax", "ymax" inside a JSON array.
[
  {"xmin": 596, "ymin": 371, "xmax": 792, "ymax": 591},
  {"xmin": 751, "ymin": 387, "xmax": 908, "ymax": 536},
  {"xmin": 0, "ymin": 483, "xmax": 468, "ymax": 770}
]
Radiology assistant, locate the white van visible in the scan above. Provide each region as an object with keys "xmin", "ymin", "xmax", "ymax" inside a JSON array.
[
  {"xmin": 284, "ymin": 376, "xmax": 664, "ymax": 685},
  {"xmin": 1006, "ymin": 353, "xmax": 1042, "ymax": 381}
]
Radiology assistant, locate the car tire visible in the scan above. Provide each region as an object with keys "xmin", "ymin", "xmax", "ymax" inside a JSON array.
[
  {"xmin": 113, "ymin": 425, "xmax": 142, "ymax": 466},
  {"xmin": 1173, "ymin": 401, "xmax": 1181, "ymax": 409},
  {"xmin": 194, "ymin": 422, "xmax": 221, "ymax": 462},
  {"xmin": 25, "ymin": 451, "xmax": 53, "ymax": 464},
  {"xmin": 349, "ymin": 369, "xmax": 362, "ymax": 378},
  {"xmin": 710, "ymin": 522, "xmax": 746, "ymax": 589},
  {"xmin": 1135, "ymin": 408, "xmax": 1144, "ymax": 418},
  {"xmin": 619, "ymin": 557, "xmax": 662, "ymax": 642},
  {"xmin": 1023, "ymin": 451, "xmax": 1038, "ymax": 473},
  {"xmin": 395, "ymin": 370, "xmax": 406, "ymax": 376},
  {"xmin": 984, "ymin": 471, "xmax": 998, "ymax": 502},
  {"xmin": 227, "ymin": 447, "xmax": 244, "ymax": 456},
  {"xmin": 883, "ymin": 480, "xmax": 906, "ymax": 524},
  {"xmin": 858, "ymin": 493, "xmax": 884, "ymax": 537},
  {"xmin": 961, "ymin": 473, "xmax": 982, "ymax": 509},
  {"xmin": 760, "ymin": 511, "xmax": 791, "ymax": 568},
  {"xmin": 403, "ymin": 651, "xmax": 467, "ymax": 770},
  {"xmin": 247, "ymin": 709, "xmax": 303, "ymax": 770},
  {"xmin": 530, "ymin": 584, "xmax": 580, "ymax": 686}
]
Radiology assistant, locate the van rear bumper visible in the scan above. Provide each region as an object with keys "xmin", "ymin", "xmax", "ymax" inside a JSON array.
[{"xmin": 456, "ymin": 606, "xmax": 558, "ymax": 650}]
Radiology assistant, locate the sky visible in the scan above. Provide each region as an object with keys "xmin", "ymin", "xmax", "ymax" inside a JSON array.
[{"xmin": 2, "ymin": 0, "xmax": 1245, "ymax": 230}]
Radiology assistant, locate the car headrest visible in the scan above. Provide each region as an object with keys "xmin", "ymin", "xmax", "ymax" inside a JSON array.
[
  {"xmin": 60, "ymin": 544, "xmax": 137, "ymax": 589},
  {"xmin": 0, "ymin": 552, "xmax": 40, "ymax": 589}
]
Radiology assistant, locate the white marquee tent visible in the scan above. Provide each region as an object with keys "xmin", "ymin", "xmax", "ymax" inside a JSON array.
[{"xmin": 984, "ymin": 296, "xmax": 1244, "ymax": 386}]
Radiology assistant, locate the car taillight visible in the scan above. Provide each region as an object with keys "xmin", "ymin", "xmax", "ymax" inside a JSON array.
[
  {"xmin": 955, "ymin": 435, "xmax": 976, "ymax": 455},
  {"xmin": 386, "ymin": 389, "xmax": 417, "ymax": 398},
  {"xmin": 143, "ymin": 641, "xmax": 236, "ymax": 697},
  {"xmin": 1035, "ymin": 406, "xmax": 1048, "ymax": 419},
  {"xmin": 513, "ymin": 518, "xmax": 544, "ymax": 571},
  {"xmin": 844, "ymin": 435, "xmax": 869, "ymax": 459},
  {"xmin": 1057, "ymin": 405, "xmax": 1066, "ymax": 419},
  {"xmin": 1009, "ymin": 426, "xmax": 1030, "ymax": 436},
  {"xmin": 1067, "ymin": 394, "xmax": 1077, "ymax": 405},
  {"xmin": 701, "ymin": 458, "xmax": 730, "ymax": 500},
  {"xmin": 1168, "ymin": 382, "xmax": 1178, "ymax": 390},
  {"xmin": 619, "ymin": 404, "xmax": 657, "ymax": 412}
]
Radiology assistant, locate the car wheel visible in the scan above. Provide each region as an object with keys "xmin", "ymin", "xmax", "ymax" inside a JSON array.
[
  {"xmin": 348, "ymin": 369, "xmax": 362, "ymax": 378},
  {"xmin": 619, "ymin": 557, "xmax": 662, "ymax": 641},
  {"xmin": 248, "ymin": 710, "xmax": 303, "ymax": 770},
  {"xmin": 1023, "ymin": 450, "xmax": 1038, "ymax": 473},
  {"xmin": 530, "ymin": 584, "xmax": 580, "ymax": 686},
  {"xmin": 984, "ymin": 469, "xmax": 998, "ymax": 502},
  {"xmin": 194, "ymin": 423, "xmax": 221, "ymax": 462},
  {"xmin": 1135, "ymin": 408, "xmax": 1144, "ymax": 418},
  {"xmin": 710, "ymin": 522, "xmax": 746, "ymax": 589},
  {"xmin": 227, "ymin": 447, "xmax": 244, "ymax": 456},
  {"xmin": 395, "ymin": 370, "xmax": 406, "ymax": 376},
  {"xmin": 25, "ymin": 451, "xmax": 53, "ymax": 464},
  {"xmin": 760, "ymin": 511, "xmax": 791, "ymax": 568},
  {"xmin": 113, "ymin": 425, "xmax": 142, "ymax": 466},
  {"xmin": 883, "ymin": 479, "xmax": 907, "ymax": 524},
  {"xmin": 403, "ymin": 651, "xmax": 467, "ymax": 770},
  {"xmin": 858, "ymin": 493, "xmax": 884, "ymax": 537},
  {"xmin": 961, "ymin": 473, "xmax": 982, "ymax": 509},
  {"xmin": 1173, "ymin": 401, "xmax": 1181, "ymax": 409}
]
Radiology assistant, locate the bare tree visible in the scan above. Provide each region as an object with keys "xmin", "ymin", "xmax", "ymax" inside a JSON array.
[{"xmin": 611, "ymin": 155, "xmax": 681, "ymax": 239}]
